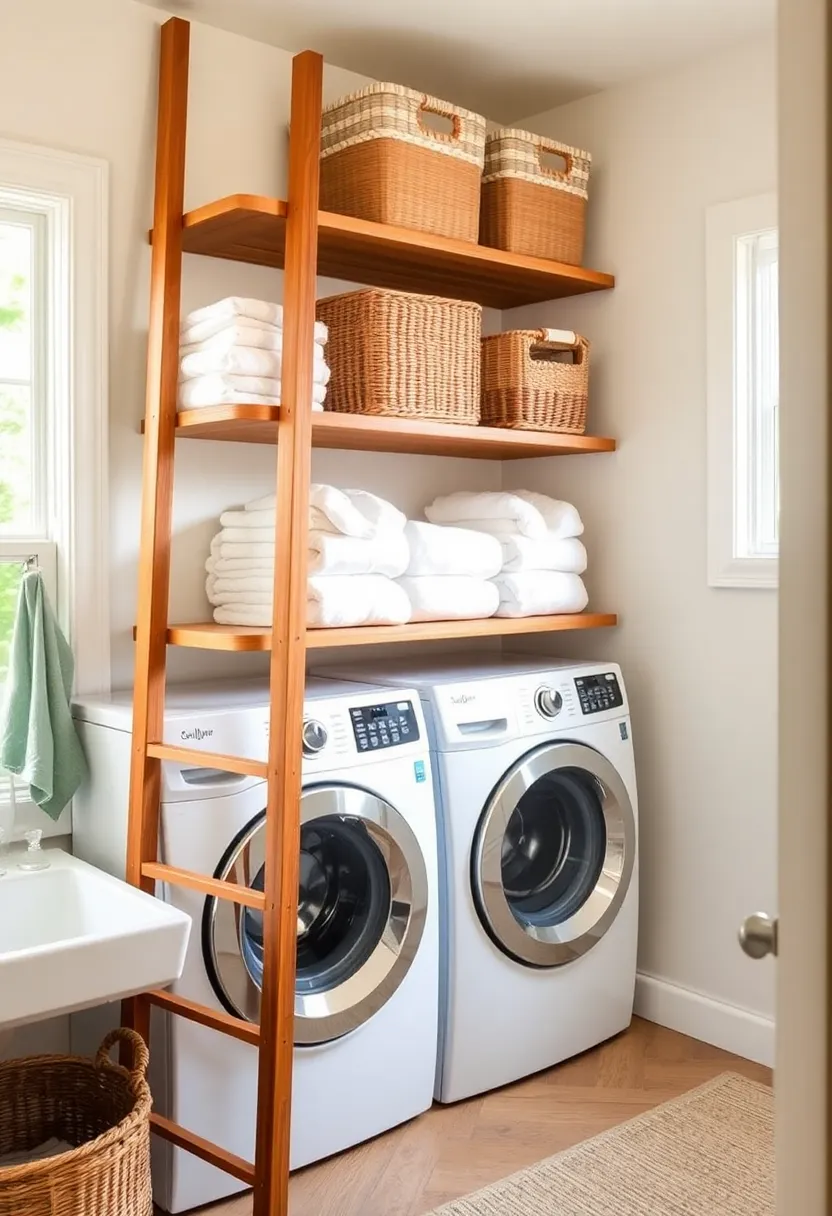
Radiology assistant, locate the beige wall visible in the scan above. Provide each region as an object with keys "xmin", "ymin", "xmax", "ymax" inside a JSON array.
[{"xmin": 505, "ymin": 35, "xmax": 778, "ymax": 1060}]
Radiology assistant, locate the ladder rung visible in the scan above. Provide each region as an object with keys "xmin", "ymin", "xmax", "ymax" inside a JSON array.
[
  {"xmin": 142, "ymin": 862, "xmax": 266, "ymax": 910},
  {"xmin": 147, "ymin": 742, "xmax": 267, "ymax": 779},
  {"xmin": 150, "ymin": 1112, "xmax": 255, "ymax": 1185},
  {"xmin": 146, "ymin": 988, "xmax": 261, "ymax": 1046}
]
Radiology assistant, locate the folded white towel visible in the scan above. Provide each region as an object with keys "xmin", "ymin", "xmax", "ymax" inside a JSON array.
[
  {"xmin": 425, "ymin": 491, "xmax": 583, "ymax": 540},
  {"xmin": 219, "ymin": 511, "xmax": 277, "ymax": 530},
  {"xmin": 207, "ymin": 555, "xmax": 274, "ymax": 576},
  {"xmin": 403, "ymin": 521, "xmax": 502, "ymax": 579},
  {"xmin": 210, "ymin": 589, "xmax": 273, "ymax": 607},
  {"xmin": 247, "ymin": 487, "xmax": 406, "ymax": 539},
  {"xmin": 207, "ymin": 575, "xmax": 274, "ymax": 595},
  {"xmin": 180, "ymin": 342, "xmax": 330, "ymax": 382},
  {"xmin": 396, "ymin": 576, "xmax": 499, "ymax": 622},
  {"xmin": 182, "ymin": 297, "xmax": 328, "ymax": 346},
  {"xmin": 308, "ymin": 530, "xmax": 409, "ymax": 577},
  {"xmin": 498, "ymin": 535, "xmax": 588, "ymax": 575},
  {"xmin": 307, "ymin": 575, "xmax": 411, "ymax": 628},
  {"xmin": 179, "ymin": 374, "xmax": 327, "ymax": 410},
  {"xmin": 216, "ymin": 527, "xmax": 276, "ymax": 544},
  {"xmin": 213, "ymin": 605, "xmax": 273, "ymax": 626},
  {"xmin": 492, "ymin": 572, "xmax": 588, "ymax": 618}
]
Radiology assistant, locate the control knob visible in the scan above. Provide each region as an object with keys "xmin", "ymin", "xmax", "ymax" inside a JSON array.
[
  {"xmin": 302, "ymin": 718, "xmax": 328, "ymax": 756},
  {"xmin": 534, "ymin": 686, "xmax": 563, "ymax": 719}
]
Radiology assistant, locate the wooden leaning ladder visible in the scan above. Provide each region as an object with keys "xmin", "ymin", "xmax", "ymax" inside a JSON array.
[{"xmin": 123, "ymin": 17, "xmax": 322, "ymax": 1216}]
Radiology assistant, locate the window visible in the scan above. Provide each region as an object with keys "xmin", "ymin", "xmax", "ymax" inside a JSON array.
[
  {"xmin": 0, "ymin": 140, "xmax": 109, "ymax": 834},
  {"xmin": 707, "ymin": 193, "xmax": 779, "ymax": 588}
]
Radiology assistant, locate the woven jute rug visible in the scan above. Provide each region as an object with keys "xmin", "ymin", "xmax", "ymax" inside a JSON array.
[{"xmin": 428, "ymin": 1072, "xmax": 774, "ymax": 1216}]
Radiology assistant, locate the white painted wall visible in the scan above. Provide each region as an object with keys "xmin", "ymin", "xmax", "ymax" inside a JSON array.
[{"xmin": 506, "ymin": 35, "xmax": 778, "ymax": 1062}]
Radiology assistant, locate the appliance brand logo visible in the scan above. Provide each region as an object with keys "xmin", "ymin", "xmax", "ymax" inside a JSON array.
[
  {"xmin": 451, "ymin": 694, "xmax": 475, "ymax": 705},
  {"xmin": 181, "ymin": 727, "xmax": 214, "ymax": 741}
]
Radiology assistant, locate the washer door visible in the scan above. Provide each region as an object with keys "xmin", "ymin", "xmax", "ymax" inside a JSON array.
[
  {"xmin": 472, "ymin": 742, "xmax": 635, "ymax": 968},
  {"xmin": 202, "ymin": 783, "xmax": 429, "ymax": 1044}
]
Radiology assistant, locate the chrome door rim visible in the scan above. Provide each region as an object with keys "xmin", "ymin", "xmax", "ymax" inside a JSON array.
[
  {"xmin": 472, "ymin": 742, "xmax": 635, "ymax": 968},
  {"xmin": 202, "ymin": 783, "xmax": 429, "ymax": 1044}
]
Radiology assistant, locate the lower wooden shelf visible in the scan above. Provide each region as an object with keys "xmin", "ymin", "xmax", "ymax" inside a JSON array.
[{"xmin": 161, "ymin": 614, "xmax": 618, "ymax": 651}]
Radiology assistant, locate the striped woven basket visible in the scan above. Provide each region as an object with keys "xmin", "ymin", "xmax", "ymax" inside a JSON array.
[
  {"xmin": 317, "ymin": 288, "xmax": 482, "ymax": 424},
  {"xmin": 480, "ymin": 128, "xmax": 592, "ymax": 265},
  {"xmin": 320, "ymin": 83, "xmax": 486, "ymax": 243},
  {"xmin": 481, "ymin": 329, "xmax": 590, "ymax": 433}
]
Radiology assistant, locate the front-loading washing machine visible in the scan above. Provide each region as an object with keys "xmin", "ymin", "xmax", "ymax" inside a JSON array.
[
  {"xmin": 313, "ymin": 655, "xmax": 639, "ymax": 1104},
  {"xmin": 71, "ymin": 677, "xmax": 438, "ymax": 1211}
]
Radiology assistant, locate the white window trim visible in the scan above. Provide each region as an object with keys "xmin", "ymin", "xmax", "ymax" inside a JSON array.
[
  {"xmin": 706, "ymin": 191, "xmax": 778, "ymax": 589},
  {"xmin": 0, "ymin": 138, "xmax": 110, "ymax": 694}
]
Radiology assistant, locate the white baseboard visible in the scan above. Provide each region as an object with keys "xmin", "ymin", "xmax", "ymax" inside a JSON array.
[{"xmin": 634, "ymin": 972, "xmax": 775, "ymax": 1067}]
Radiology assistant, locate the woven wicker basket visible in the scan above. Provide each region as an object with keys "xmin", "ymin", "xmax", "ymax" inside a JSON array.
[
  {"xmin": 481, "ymin": 329, "xmax": 590, "ymax": 433},
  {"xmin": 480, "ymin": 128, "xmax": 592, "ymax": 265},
  {"xmin": 0, "ymin": 1029, "xmax": 152, "ymax": 1216},
  {"xmin": 317, "ymin": 289, "xmax": 482, "ymax": 424},
  {"xmin": 320, "ymin": 83, "xmax": 486, "ymax": 243}
]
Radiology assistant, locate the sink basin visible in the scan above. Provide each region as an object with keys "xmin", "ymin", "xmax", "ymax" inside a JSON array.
[{"xmin": 0, "ymin": 850, "xmax": 191, "ymax": 1030}]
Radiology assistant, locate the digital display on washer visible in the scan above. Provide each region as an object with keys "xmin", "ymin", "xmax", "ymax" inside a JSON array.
[
  {"xmin": 575, "ymin": 673, "xmax": 623, "ymax": 715},
  {"xmin": 350, "ymin": 700, "xmax": 420, "ymax": 751}
]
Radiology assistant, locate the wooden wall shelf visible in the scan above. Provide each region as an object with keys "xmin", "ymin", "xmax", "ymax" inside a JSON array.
[
  {"xmin": 159, "ymin": 614, "xmax": 618, "ymax": 652},
  {"xmin": 172, "ymin": 405, "xmax": 617, "ymax": 459},
  {"xmin": 177, "ymin": 195, "xmax": 615, "ymax": 309}
]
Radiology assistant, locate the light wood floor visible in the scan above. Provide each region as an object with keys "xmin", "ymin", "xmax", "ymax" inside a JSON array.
[{"xmin": 179, "ymin": 1018, "xmax": 771, "ymax": 1216}]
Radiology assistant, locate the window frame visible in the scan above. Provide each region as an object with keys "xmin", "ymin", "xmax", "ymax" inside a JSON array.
[
  {"xmin": 706, "ymin": 191, "xmax": 779, "ymax": 589},
  {"xmin": 0, "ymin": 139, "xmax": 109, "ymax": 837}
]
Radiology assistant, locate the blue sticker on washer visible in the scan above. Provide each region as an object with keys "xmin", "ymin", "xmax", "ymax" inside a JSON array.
[{"xmin": 414, "ymin": 760, "xmax": 426, "ymax": 783}]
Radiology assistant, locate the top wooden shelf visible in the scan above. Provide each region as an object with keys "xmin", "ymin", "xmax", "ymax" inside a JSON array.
[{"xmin": 177, "ymin": 196, "xmax": 615, "ymax": 309}]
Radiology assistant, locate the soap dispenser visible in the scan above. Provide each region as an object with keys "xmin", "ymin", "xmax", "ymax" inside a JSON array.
[{"xmin": 18, "ymin": 829, "xmax": 50, "ymax": 871}]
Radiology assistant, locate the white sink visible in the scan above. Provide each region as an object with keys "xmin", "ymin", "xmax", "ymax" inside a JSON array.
[{"xmin": 0, "ymin": 850, "xmax": 191, "ymax": 1029}]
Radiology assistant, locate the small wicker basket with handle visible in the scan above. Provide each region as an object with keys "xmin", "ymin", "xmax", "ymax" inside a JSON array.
[
  {"xmin": 320, "ymin": 82, "xmax": 486, "ymax": 243},
  {"xmin": 481, "ymin": 329, "xmax": 590, "ymax": 433},
  {"xmin": 480, "ymin": 128, "xmax": 591, "ymax": 265},
  {"xmin": 0, "ymin": 1028, "xmax": 152, "ymax": 1216}
]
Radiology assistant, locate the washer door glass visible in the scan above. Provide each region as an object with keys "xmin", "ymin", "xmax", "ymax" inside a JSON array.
[
  {"xmin": 472, "ymin": 742, "xmax": 635, "ymax": 968},
  {"xmin": 203, "ymin": 784, "xmax": 429, "ymax": 1044}
]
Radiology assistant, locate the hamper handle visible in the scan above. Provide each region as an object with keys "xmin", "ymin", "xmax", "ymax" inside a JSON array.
[
  {"xmin": 95, "ymin": 1028, "xmax": 150, "ymax": 1083},
  {"xmin": 535, "ymin": 139, "xmax": 574, "ymax": 182},
  {"xmin": 417, "ymin": 98, "xmax": 461, "ymax": 143},
  {"xmin": 527, "ymin": 329, "xmax": 586, "ymax": 366}
]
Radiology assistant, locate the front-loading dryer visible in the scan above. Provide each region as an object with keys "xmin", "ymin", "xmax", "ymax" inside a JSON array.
[
  {"xmin": 71, "ymin": 678, "xmax": 438, "ymax": 1211},
  {"xmin": 313, "ymin": 655, "xmax": 639, "ymax": 1104}
]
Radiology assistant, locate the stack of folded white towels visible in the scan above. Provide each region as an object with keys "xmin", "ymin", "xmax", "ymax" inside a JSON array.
[
  {"xmin": 178, "ymin": 296, "xmax": 330, "ymax": 411},
  {"xmin": 205, "ymin": 486, "xmax": 412, "ymax": 628},
  {"xmin": 396, "ymin": 521, "xmax": 502, "ymax": 621},
  {"xmin": 425, "ymin": 490, "xmax": 588, "ymax": 617}
]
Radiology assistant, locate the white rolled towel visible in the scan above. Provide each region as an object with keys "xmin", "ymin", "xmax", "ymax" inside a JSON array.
[
  {"xmin": 182, "ymin": 297, "xmax": 328, "ymax": 346},
  {"xmin": 403, "ymin": 521, "xmax": 502, "ymax": 579},
  {"xmin": 425, "ymin": 490, "xmax": 583, "ymax": 540},
  {"xmin": 308, "ymin": 576, "xmax": 411, "ymax": 628},
  {"xmin": 396, "ymin": 576, "xmax": 499, "ymax": 622},
  {"xmin": 180, "ymin": 342, "xmax": 330, "ymax": 382},
  {"xmin": 492, "ymin": 572, "xmax": 588, "ymax": 618},
  {"xmin": 498, "ymin": 535, "xmax": 588, "ymax": 575},
  {"xmin": 308, "ymin": 530, "xmax": 409, "ymax": 577},
  {"xmin": 179, "ymin": 374, "xmax": 327, "ymax": 410},
  {"xmin": 247, "ymin": 486, "xmax": 406, "ymax": 539}
]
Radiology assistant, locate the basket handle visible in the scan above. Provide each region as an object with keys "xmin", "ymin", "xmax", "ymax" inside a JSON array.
[
  {"xmin": 527, "ymin": 329, "xmax": 586, "ymax": 365},
  {"xmin": 535, "ymin": 139, "xmax": 575, "ymax": 183},
  {"xmin": 417, "ymin": 98, "xmax": 461, "ymax": 144},
  {"xmin": 95, "ymin": 1028, "xmax": 150, "ymax": 1083}
]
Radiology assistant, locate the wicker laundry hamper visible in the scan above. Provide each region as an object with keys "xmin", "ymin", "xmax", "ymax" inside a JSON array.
[
  {"xmin": 320, "ymin": 82, "xmax": 486, "ymax": 242},
  {"xmin": 481, "ymin": 329, "xmax": 590, "ymax": 433},
  {"xmin": 317, "ymin": 288, "xmax": 482, "ymax": 425},
  {"xmin": 480, "ymin": 129, "xmax": 592, "ymax": 265},
  {"xmin": 0, "ymin": 1029, "xmax": 152, "ymax": 1216}
]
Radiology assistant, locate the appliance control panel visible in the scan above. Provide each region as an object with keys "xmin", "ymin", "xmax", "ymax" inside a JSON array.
[
  {"xmin": 575, "ymin": 672, "xmax": 624, "ymax": 715},
  {"xmin": 350, "ymin": 700, "xmax": 420, "ymax": 752}
]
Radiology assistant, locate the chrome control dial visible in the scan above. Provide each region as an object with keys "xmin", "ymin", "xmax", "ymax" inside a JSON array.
[
  {"xmin": 301, "ymin": 718, "xmax": 328, "ymax": 756},
  {"xmin": 534, "ymin": 686, "xmax": 563, "ymax": 719}
]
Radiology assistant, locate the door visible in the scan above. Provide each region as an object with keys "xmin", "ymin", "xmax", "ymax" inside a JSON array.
[
  {"xmin": 203, "ymin": 783, "xmax": 429, "ymax": 1045},
  {"xmin": 471, "ymin": 742, "xmax": 636, "ymax": 968},
  {"xmin": 775, "ymin": 0, "xmax": 829, "ymax": 1210}
]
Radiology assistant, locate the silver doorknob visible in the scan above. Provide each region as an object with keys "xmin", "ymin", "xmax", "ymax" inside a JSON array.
[{"xmin": 738, "ymin": 913, "xmax": 778, "ymax": 959}]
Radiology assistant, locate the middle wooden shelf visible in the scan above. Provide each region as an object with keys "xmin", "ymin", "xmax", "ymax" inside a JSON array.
[{"xmin": 172, "ymin": 405, "xmax": 616, "ymax": 459}]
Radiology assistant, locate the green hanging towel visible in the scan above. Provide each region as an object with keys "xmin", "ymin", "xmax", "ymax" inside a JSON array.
[{"xmin": 0, "ymin": 570, "xmax": 87, "ymax": 820}]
